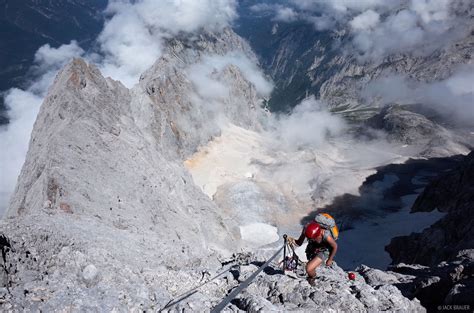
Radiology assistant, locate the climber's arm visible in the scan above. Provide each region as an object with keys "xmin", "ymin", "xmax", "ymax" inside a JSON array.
[
  {"xmin": 294, "ymin": 227, "xmax": 306, "ymax": 246},
  {"xmin": 326, "ymin": 235, "xmax": 338, "ymax": 266}
]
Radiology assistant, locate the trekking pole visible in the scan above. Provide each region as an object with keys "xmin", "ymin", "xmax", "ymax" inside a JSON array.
[{"xmin": 283, "ymin": 234, "xmax": 287, "ymax": 267}]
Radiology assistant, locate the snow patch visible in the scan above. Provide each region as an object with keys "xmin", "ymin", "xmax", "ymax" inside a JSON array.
[{"xmin": 240, "ymin": 223, "xmax": 279, "ymax": 246}]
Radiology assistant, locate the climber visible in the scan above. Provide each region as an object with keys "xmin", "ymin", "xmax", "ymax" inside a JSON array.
[{"xmin": 287, "ymin": 221, "xmax": 338, "ymax": 286}]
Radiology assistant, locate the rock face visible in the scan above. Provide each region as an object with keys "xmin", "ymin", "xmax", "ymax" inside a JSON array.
[
  {"xmin": 364, "ymin": 104, "xmax": 471, "ymax": 157},
  {"xmin": 138, "ymin": 29, "xmax": 267, "ymax": 159},
  {"xmin": 359, "ymin": 250, "xmax": 474, "ymax": 312},
  {"xmin": 386, "ymin": 151, "xmax": 474, "ymax": 266},
  {"xmin": 366, "ymin": 105, "xmax": 445, "ymax": 145},
  {"xmin": 230, "ymin": 260, "xmax": 424, "ymax": 312},
  {"xmin": 5, "ymin": 57, "xmax": 232, "ymax": 266},
  {"xmin": 382, "ymin": 151, "xmax": 474, "ymax": 310},
  {"xmin": 0, "ymin": 237, "xmax": 425, "ymax": 311}
]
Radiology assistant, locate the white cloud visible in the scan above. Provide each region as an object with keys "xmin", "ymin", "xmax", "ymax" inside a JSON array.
[
  {"xmin": 34, "ymin": 42, "xmax": 85, "ymax": 71},
  {"xmin": 349, "ymin": 0, "xmax": 471, "ymax": 60},
  {"xmin": 134, "ymin": 0, "xmax": 237, "ymax": 35},
  {"xmin": 410, "ymin": 0, "xmax": 450, "ymax": 24},
  {"xmin": 273, "ymin": 96, "xmax": 347, "ymax": 150},
  {"xmin": 289, "ymin": 0, "xmax": 399, "ymax": 31},
  {"xmin": 350, "ymin": 10, "xmax": 380, "ymax": 31},
  {"xmin": 250, "ymin": 4, "xmax": 298, "ymax": 23},
  {"xmin": 446, "ymin": 67, "xmax": 474, "ymax": 96},
  {"xmin": 96, "ymin": 4, "xmax": 163, "ymax": 87},
  {"xmin": 187, "ymin": 60, "xmax": 231, "ymax": 101},
  {"xmin": 363, "ymin": 65, "xmax": 474, "ymax": 126},
  {"xmin": 291, "ymin": 0, "xmax": 394, "ymax": 13},
  {"xmin": 96, "ymin": 0, "xmax": 238, "ymax": 88},
  {"xmin": 351, "ymin": 9, "xmax": 423, "ymax": 59},
  {"xmin": 274, "ymin": 7, "xmax": 298, "ymax": 22},
  {"xmin": 188, "ymin": 53, "xmax": 273, "ymax": 98},
  {"xmin": 184, "ymin": 52, "xmax": 273, "ymax": 132}
]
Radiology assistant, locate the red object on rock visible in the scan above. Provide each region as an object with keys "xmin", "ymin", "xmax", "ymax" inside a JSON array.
[{"xmin": 348, "ymin": 272, "xmax": 356, "ymax": 280}]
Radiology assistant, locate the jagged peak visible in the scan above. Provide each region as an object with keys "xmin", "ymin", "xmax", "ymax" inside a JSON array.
[{"xmin": 46, "ymin": 58, "xmax": 126, "ymax": 101}]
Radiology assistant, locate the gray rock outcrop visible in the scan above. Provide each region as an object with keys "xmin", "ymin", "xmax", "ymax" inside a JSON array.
[
  {"xmin": 364, "ymin": 104, "xmax": 471, "ymax": 157},
  {"xmin": 359, "ymin": 250, "xmax": 474, "ymax": 312},
  {"xmin": 225, "ymin": 256, "xmax": 424, "ymax": 312},
  {"xmin": 380, "ymin": 151, "xmax": 474, "ymax": 311},
  {"xmin": 161, "ymin": 253, "xmax": 425, "ymax": 312},
  {"xmin": 366, "ymin": 105, "xmax": 445, "ymax": 145},
  {"xmin": 386, "ymin": 151, "xmax": 474, "ymax": 266}
]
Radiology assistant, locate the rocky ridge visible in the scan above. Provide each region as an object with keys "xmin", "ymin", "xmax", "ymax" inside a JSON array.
[
  {"xmin": 228, "ymin": 258, "xmax": 424, "ymax": 312},
  {"xmin": 364, "ymin": 104, "xmax": 472, "ymax": 157}
]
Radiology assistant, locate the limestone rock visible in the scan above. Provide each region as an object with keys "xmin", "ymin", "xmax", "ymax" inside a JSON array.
[
  {"xmin": 228, "ymin": 259, "xmax": 425, "ymax": 312},
  {"xmin": 385, "ymin": 251, "xmax": 474, "ymax": 311},
  {"xmin": 82, "ymin": 264, "xmax": 99, "ymax": 287},
  {"xmin": 364, "ymin": 104, "xmax": 470, "ymax": 157},
  {"xmin": 0, "ymin": 22, "xmax": 450, "ymax": 312}
]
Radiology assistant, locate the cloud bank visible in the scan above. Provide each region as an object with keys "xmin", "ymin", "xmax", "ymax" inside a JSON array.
[
  {"xmin": 363, "ymin": 65, "xmax": 474, "ymax": 126},
  {"xmin": 271, "ymin": 96, "xmax": 347, "ymax": 150},
  {"xmin": 96, "ymin": 0, "xmax": 238, "ymax": 87}
]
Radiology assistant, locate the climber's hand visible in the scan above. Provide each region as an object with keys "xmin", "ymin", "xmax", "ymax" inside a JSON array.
[
  {"xmin": 326, "ymin": 259, "xmax": 333, "ymax": 267},
  {"xmin": 287, "ymin": 236, "xmax": 296, "ymax": 246}
]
